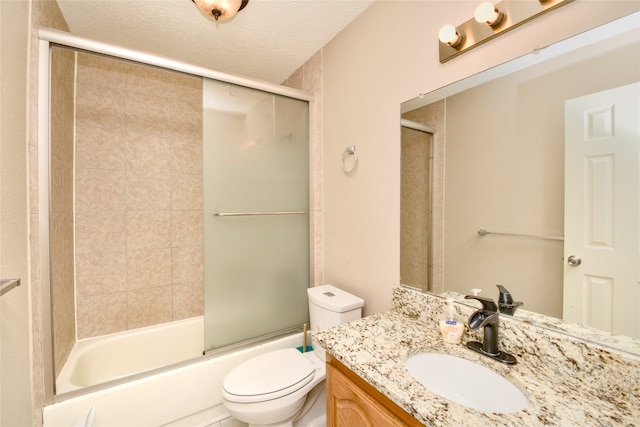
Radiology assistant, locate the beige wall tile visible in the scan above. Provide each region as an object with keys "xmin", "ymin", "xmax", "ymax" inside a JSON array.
[
  {"xmin": 126, "ymin": 211, "xmax": 171, "ymax": 250},
  {"xmin": 171, "ymin": 210, "xmax": 203, "ymax": 247},
  {"xmin": 173, "ymin": 282, "xmax": 204, "ymax": 320},
  {"xmin": 73, "ymin": 55, "xmax": 204, "ymax": 338},
  {"xmin": 75, "ymin": 211, "xmax": 126, "ymax": 253},
  {"xmin": 125, "ymin": 170, "xmax": 171, "ymax": 211},
  {"xmin": 284, "ymin": 49, "xmax": 323, "ymax": 285},
  {"xmin": 76, "ymin": 274, "xmax": 127, "ymax": 297},
  {"xmin": 75, "ymin": 168, "xmax": 126, "ymax": 213},
  {"xmin": 77, "ymin": 53, "xmax": 130, "ymax": 92},
  {"xmin": 77, "ymin": 293, "xmax": 128, "ymax": 339},
  {"xmin": 76, "ymin": 125, "xmax": 125, "ymax": 170},
  {"xmin": 75, "ymin": 250, "xmax": 126, "ymax": 278},
  {"xmin": 172, "ymin": 246, "xmax": 203, "ymax": 284},
  {"xmin": 171, "ymin": 132, "xmax": 203, "ymax": 174},
  {"xmin": 75, "ymin": 84, "xmax": 125, "ymax": 129},
  {"xmin": 126, "ymin": 248, "xmax": 172, "ymax": 289},
  {"xmin": 125, "ymin": 91, "xmax": 186, "ymax": 132},
  {"xmin": 171, "ymin": 173, "xmax": 202, "ymax": 210},
  {"xmin": 163, "ymin": 99, "xmax": 202, "ymax": 133},
  {"xmin": 126, "ymin": 64, "xmax": 201, "ymax": 103},
  {"xmin": 127, "ymin": 286, "xmax": 173, "ymax": 329},
  {"xmin": 125, "ymin": 129, "xmax": 172, "ymax": 173}
]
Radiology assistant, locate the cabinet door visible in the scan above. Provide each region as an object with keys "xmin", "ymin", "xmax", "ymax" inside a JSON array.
[{"xmin": 326, "ymin": 357, "xmax": 422, "ymax": 427}]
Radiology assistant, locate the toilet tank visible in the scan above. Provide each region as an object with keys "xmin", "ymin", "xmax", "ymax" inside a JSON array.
[{"xmin": 307, "ymin": 285, "xmax": 364, "ymax": 360}]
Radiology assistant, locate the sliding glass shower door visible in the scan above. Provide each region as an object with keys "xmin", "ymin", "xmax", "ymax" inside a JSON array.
[{"xmin": 202, "ymin": 79, "xmax": 310, "ymax": 351}]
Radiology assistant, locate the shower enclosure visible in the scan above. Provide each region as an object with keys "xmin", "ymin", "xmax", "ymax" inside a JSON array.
[{"xmin": 40, "ymin": 29, "xmax": 311, "ymax": 400}]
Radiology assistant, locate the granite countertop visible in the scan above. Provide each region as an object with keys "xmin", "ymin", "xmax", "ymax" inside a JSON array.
[{"xmin": 314, "ymin": 305, "xmax": 639, "ymax": 426}]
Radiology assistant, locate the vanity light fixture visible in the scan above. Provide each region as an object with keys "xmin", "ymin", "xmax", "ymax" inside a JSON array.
[
  {"xmin": 192, "ymin": 0, "xmax": 249, "ymax": 22},
  {"xmin": 439, "ymin": 0, "xmax": 574, "ymax": 63},
  {"xmin": 474, "ymin": 2, "xmax": 505, "ymax": 27},
  {"xmin": 438, "ymin": 24, "xmax": 464, "ymax": 47}
]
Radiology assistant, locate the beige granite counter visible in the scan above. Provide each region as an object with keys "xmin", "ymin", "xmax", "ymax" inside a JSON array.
[{"xmin": 314, "ymin": 285, "xmax": 640, "ymax": 426}]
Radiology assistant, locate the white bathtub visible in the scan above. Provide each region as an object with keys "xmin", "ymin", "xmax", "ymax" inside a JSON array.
[
  {"xmin": 44, "ymin": 317, "xmax": 308, "ymax": 427},
  {"xmin": 56, "ymin": 317, "xmax": 205, "ymax": 394}
]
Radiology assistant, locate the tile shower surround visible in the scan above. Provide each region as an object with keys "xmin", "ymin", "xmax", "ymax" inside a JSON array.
[
  {"xmin": 50, "ymin": 46, "xmax": 77, "ymax": 375},
  {"xmin": 73, "ymin": 53, "xmax": 204, "ymax": 339}
]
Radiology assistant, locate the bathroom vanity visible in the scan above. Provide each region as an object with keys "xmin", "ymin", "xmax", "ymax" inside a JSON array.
[
  {"xmin": 315, "ymin": 285, "xmax": 640, "ymax": 426},
  {"xmin": 326, "ymin": 354, "xmax": 421, "ymax": 426}
]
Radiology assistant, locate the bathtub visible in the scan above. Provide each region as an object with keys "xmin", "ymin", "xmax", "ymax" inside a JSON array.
[
  {"xmin": 44, "ymin": 317, "xmax": 308, "ymax": 427},
  {"xmin": 56, "ymin": 317, "xmax": 205, "ymax": 394}
]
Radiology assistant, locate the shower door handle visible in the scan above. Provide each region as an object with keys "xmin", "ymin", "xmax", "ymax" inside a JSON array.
[{"xmin": 214, "ymin": 211, "xmax": 306, "ymax": 217}]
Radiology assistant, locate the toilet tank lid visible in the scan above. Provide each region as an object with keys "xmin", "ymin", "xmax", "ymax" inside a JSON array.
[{"xmin": 307, "ymin": 285, "xmax": 364, "ymax": 312}]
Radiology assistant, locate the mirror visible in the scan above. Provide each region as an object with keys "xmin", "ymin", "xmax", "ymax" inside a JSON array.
[{"xmin": 401, "ymin": 12, "xmax": 640, "ymax": 354}]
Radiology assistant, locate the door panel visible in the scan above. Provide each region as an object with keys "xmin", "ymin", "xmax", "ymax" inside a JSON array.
[
  {"xmin": 564, "ymin": 82, "xmax": 640, "ymax": 338},
  {"xmin": 202, "ymin": 79, "xmax": 310, "ymax": 350}
]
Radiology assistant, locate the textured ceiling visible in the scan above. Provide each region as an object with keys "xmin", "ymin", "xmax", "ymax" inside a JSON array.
[{"xmin": 56, "ymin": 0, "xmax": 374, "ymax": 84}]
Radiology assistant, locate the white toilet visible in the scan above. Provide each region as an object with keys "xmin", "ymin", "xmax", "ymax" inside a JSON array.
[{"xmin": 221, "ymin": 284, "xmax": 364, "ymax": 427}]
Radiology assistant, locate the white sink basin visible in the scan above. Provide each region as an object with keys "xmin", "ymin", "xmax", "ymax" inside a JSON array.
[{"xmin": 404, "ymin": 353, "xmax": 528, "ymax": 413}]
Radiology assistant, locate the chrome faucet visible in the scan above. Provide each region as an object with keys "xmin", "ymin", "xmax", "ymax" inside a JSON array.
[{"xmin": 464, "ymin": 295, "xmax": 517, "ymax": 365}]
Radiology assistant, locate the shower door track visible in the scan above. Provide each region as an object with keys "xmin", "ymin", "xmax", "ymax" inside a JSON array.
[{"xmin": 214, "ymin": 211, "xmax": 306, "ymax": 217}]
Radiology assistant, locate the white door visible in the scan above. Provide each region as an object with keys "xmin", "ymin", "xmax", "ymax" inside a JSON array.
[{"xmin": 564, "ymin": 82, "xmax": 640, "ymax": 338}]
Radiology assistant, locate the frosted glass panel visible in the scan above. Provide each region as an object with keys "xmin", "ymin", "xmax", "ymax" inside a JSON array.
[{"xmin": 202, "ymin": 79, "xmax": 309, "ymax": 350}]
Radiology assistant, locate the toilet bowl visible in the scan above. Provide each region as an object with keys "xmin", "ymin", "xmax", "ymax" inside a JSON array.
[
  {"xmin": 222, "ymin": 348, "xmax": 325, "ymax": 427},
  {"xmin": 221, "ymin": 285, "xmax": 364, "ymax": 427}
]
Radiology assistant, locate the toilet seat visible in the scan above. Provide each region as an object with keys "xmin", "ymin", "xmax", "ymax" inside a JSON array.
[{"xmin": 222, "ymin": 348, "xmax": 316, "ymax": 403}]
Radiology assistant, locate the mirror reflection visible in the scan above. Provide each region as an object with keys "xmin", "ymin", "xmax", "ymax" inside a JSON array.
[{"xmin": 400, "ymin": 13, "xmax": 640, "ymax": 353}]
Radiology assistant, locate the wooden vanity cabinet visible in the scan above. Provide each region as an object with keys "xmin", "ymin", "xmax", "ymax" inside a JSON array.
[{"xmin": 326, "ymin": 354, "xmax": 424, "ymax": 427}]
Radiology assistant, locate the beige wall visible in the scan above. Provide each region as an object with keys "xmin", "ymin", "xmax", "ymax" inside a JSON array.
[
  {"xmin": 1, "ymin": 1, "xmax": 33, "ymax": 425},
  {"xmin": 1, "ymin": 0, "xmax": 72, "ymax": 423},
  {"xmin": 320, "ymin": 1, "xmax": 640, "ymax": 316}
]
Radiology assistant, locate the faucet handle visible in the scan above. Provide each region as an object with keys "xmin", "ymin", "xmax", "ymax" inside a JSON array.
[
  {"xmin": 496, "ymin": 284, "xmax": 514, "ymax": 304},
  {"xmin": 464, "ymin": 295, "xmax": 498, "ymax": 312},
  {"xmin": 496, "ymin": 284, "xmax": 523, "ymax": 315}
]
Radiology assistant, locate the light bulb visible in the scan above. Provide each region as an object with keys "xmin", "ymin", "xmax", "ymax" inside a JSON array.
[
  {"xmin": 438, "ymin": 24, "xmax": 463, "ymax": 47},
  {"xmin": 194, "ymin": 0, "xmax": 243, "ymax": 21},
  {"xmin": 474, "ymin": 2, "xmax": 504, "ymax": 26}
]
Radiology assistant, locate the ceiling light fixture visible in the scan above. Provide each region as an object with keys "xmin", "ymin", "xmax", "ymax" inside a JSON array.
[{"xmin": 192, "ymin": 0, "xmax": 249, "ymax": 22}]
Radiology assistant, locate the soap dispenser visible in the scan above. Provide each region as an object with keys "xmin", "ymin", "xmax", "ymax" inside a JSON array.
[{"xmin": 440, "ymin": 299, "xmax": 465, "ymax": 344}]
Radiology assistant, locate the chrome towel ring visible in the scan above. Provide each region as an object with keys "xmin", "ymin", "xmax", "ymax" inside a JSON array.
[{"xmin": 341, "ymin": 145, "xmax": 358, "ymax": 175}]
